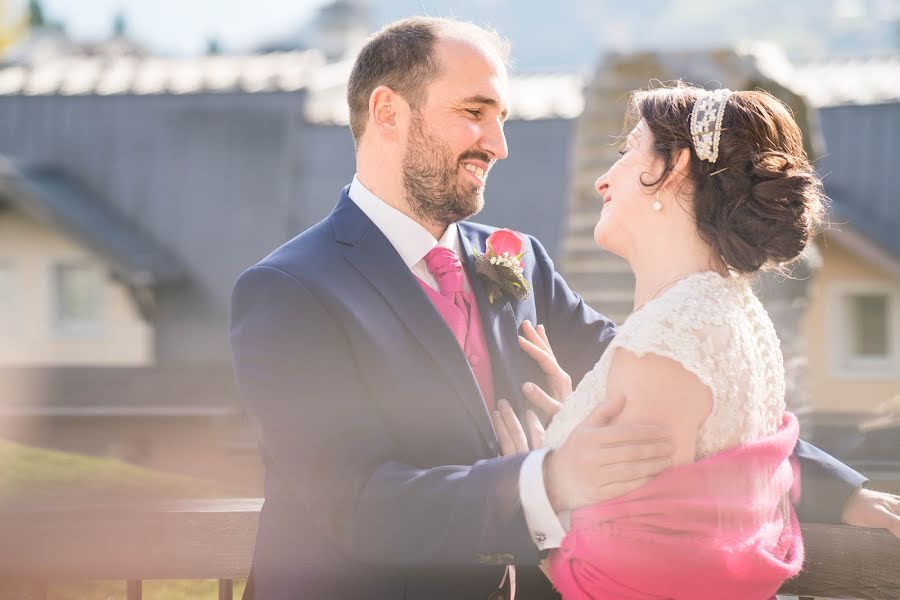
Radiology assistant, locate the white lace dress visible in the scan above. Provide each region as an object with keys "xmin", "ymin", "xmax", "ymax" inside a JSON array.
[{"xmin": 545, "ymin": 271, "xmax": 785, "ymax": 459}]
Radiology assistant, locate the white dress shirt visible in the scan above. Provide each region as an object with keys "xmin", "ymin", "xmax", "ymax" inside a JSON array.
[
  {"xmin": 348, "ymin": 174, "xmax": 566, "ymax": 551},
  {"xmin": 348, "ymin": 175, "xmax": 469, "ymax": 293}
]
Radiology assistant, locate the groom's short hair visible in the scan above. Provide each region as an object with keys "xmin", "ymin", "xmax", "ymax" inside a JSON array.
[{"xmin": 347, "ymin": 16, "xmax": 510, "ymax": 145}]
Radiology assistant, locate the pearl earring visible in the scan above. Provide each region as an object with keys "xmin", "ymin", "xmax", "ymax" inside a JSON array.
[{"xmin": 652, "ymin": 190, "xmax": 662, "ymax": 212}]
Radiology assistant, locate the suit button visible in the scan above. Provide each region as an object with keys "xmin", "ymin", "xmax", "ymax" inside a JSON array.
[{"xmin": 487, "ymin": 441, "xmax": 496, "ymax": 452}]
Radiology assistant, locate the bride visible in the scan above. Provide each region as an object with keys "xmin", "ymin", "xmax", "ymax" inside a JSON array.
[{"xmin": 494, "ymin": 83, "xmax": 822, "ymax": 599}]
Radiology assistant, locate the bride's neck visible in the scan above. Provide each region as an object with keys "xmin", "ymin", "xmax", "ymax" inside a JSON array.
[{"xmin": 626, "ymin": 230, "xmax": 721, "ymax": 311}]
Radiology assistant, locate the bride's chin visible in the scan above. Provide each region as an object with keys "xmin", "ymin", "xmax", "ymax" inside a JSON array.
[
  {"xmin": 593, "ymin": 222, "xmax": 612, "ymax": 250},
  {"xmin": 594, "ymin": 226, "xmax": 627, "ymax": 259}
]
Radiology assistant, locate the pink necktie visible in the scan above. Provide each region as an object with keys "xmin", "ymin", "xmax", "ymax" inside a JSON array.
[{"xmin": 423, "ymin": 247, "xmax": 472, "ymax": 330}]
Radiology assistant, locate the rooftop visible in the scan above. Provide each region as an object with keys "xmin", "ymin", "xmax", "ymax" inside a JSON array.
[
  {"xmin": 0, "ymin": 51, "xmax": 326, "ymax": 96},
  {"xmin": 1, "ymin": 47, "xmax": 895, "ymax": 114},
  {"xmin": 0, "ymin": 51, "xmax": 586, "ymax": 122},
  {"xmin": 0, "ymin": 161, "xmax": 184, "ymax": 289},
  {"xmin": 792, "ymin": 54, "xmax": 900, "ymax": 107}
]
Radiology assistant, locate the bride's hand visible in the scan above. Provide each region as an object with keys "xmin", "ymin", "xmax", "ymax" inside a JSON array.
[
  {"xmin": 491, "ymin": 399, "xmax": 546, "ymax": 456},
  {"xmin": 519, "ymin": 320, "xmax": 572, "ymax": 417}
]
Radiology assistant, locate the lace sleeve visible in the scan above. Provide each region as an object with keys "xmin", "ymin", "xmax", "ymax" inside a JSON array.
[
  {"xmin": 543, "ymin": 278, "xmax": 730, "ymax": 451},
  {"xmin": 545, "ymin": 273, "xmax": 783, "ymax": 456},
  {"xmin": 610, "ymin": 313, "xmax": 728, "ymax": 405},
  {"xmin": 611, "ymin": 274, "xmax": 784, "ymax": 457}
]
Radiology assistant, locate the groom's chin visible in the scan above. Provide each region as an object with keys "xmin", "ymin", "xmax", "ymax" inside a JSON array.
[{"xmin": 459, "ymin": 194, "xmax": 484, "ymax": 222}]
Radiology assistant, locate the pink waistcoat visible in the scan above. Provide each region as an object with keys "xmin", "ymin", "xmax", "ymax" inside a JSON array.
[{"xmin": 416, "ymin": 278, "xmax": 496, "ymax": 413}]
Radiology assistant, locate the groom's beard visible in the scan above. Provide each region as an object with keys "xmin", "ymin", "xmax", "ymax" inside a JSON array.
[{"xmin": 402, "ymin": 113, "xmax": 487, "ymax": 228}]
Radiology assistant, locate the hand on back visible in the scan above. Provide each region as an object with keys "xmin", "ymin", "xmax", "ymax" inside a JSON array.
[{"xmin": 493, "ymin": 321, "xmax": 675, "ymax": 513}]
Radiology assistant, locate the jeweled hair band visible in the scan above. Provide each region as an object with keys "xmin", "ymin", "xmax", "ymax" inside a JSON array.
[{"xmin": 690, "ymin": 89, "xmax": 732, "ymax": 164}]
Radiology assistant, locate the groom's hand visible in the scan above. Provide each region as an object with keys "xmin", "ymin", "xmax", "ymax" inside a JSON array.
[
  {"xmin": 842, "ymin": 488, "xmax": 900, "ymax": 539},
  {"xmin": 544, "ymin": 394, "xmax": 673, "ymax": 513}
]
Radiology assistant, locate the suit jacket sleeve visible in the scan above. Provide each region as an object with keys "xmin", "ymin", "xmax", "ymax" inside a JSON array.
[
  {"xmin": 526, "ymin": 235, "xmax": 867, "ymax": 524},
  {"xmin": 231, "ymin": 264, "xmax": 538, "ymax": 567},
  {"xmin": 528, "ymin": 235, "xmax": 616, "ymax": 385},
  {"xmin": 793, "ymin": 439, "xmax": 867, "ymax": 523}
]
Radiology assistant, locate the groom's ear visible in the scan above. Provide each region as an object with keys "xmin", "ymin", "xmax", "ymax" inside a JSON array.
[{"xmin": 369, "ymin": 85, "xmax": 407, "ymax": 139}]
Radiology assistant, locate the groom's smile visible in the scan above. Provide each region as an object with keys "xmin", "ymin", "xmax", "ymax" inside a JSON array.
[
  {"xmin": 461, "ymin": 159, "xmax": 490, "ymax": 184},
  {"xmin": 396, "ymin": 34, "xmax": 510, "ymax": 228}
]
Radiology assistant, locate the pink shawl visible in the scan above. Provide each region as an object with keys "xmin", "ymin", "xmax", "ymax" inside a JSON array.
[{"xmin": 549, "ymin": 412, "xmax": 804, "ymax": 600}]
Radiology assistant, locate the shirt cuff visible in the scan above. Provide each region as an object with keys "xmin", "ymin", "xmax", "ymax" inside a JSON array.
[{"xmin": 518, "ymin": 447, "xmax": 568, "ymax": 550}]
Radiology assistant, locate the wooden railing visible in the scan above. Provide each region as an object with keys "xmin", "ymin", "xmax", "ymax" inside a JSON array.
[{"xmin": 0, "ymin": 498, "xmax": 898, "ymax": 599}]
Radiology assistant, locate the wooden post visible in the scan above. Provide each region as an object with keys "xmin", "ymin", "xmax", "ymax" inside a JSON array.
[
  {"xmin": 32, "ymin": 582, "xmax": 48, "ymax": 600},
  {"xmin": 219, "ymin": 578, "xmax": 234, "ymax": 600}
]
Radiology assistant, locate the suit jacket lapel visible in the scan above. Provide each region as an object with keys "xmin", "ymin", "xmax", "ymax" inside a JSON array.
[
  {"xmin": 458, "ymin": 225, "xmax": 527, "ymax": 415},
  {"xmin": 331, "ymin": 191, "xmax": 497, "ymax": 445}
]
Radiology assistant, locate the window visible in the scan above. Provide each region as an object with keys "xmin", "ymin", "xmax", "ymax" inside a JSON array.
[
  {"xmin": 0, "ymin": 263, "xmax": 14, "ymax": 332},
  {"xmin": 848, "ymin": 294, "xmax": 888, "ymax": 357},
  {"xmin": 830, "ymin": 282, "xmax": 900, "ymax": 377},
  {"xmin": 53, "ymin": 263, "xmax": 104, "ymax": 336}
]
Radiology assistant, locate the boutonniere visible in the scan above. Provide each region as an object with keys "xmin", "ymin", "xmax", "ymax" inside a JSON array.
[{"xmin": 473, "ymin": 229, "xmax": 529, "ymax": 304}]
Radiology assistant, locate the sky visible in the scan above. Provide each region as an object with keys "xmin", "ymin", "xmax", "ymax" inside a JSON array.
[
  {"xmin": 29, "ymin": 0, "xmax": 332, "ymax": 55},
  {"xmin": 20, "ymin": 0, "xmax": 900, "ymax": 65}
]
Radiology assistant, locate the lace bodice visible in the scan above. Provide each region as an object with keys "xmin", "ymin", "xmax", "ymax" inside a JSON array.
[{"xmin": 545, "ymin": 271, "xmax": 785, "ymax": 458}]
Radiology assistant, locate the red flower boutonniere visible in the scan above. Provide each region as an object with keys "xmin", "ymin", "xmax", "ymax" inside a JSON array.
[{"xmin": 473, "ymin": 229, "xmax": 530, "ymax": 304}]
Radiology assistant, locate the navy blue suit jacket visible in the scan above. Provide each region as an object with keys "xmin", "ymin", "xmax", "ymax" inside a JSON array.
[{"xmin": 230, "ymin": 187, "xmax": 865, "ymax": 599}]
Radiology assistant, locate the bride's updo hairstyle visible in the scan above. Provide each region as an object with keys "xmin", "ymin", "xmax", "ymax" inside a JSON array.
[{"xmin": 629, "ymin": 83, "xmax": 826, "ymax": 275}]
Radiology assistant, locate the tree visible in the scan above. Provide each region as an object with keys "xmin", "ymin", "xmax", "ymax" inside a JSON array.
[
  {"xmin": 0, "ymin": 0, "xmax": 31, "ymax": 56},
  {"xmin": 206, "ymin": 37, "xmax": 222, "ymax": 55},
  {"xmin": 27, "ymin": 0, "xmax": 44, "ymax": 28},
  {"xmin": 112, "ymin": 11, "xmax": 127, "ymax": 37}
]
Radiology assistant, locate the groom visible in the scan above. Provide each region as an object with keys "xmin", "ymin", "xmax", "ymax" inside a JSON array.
[{"xmin": 231, "ymin": 16, "xmax": 898, "ymax": 600}]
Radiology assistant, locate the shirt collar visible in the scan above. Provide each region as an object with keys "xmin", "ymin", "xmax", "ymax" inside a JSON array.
[{"xmin": 348, "ymin": 174, "xmax": 462, "ymax": 268}]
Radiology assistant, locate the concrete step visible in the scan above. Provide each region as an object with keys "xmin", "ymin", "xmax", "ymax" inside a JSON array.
[
  {"xmin": 574, "ymin": 138, "xmax": 620, "ymax": 151},
  {"xmin": 570, "ymin": 172, "xmax": 612, "ymax": 195},
  {"xmin": 569, "ymin": 203, "xmax": 604, "ymax": 217},
  {"xmin": 576, "ymin": 292, "xmax": 633, "ymax": 325},
  {"xmin": 563, "ymin": 256, "xmax": 631, "ymax": 277},
  {"xmin": 567, "ymin": 191, "xmax": 605, "ymax": 213},
  {"xmin": 577, "ymin": 105, "xmax": 620, "ymax": 122},
  {"xmin": 577, "ymin": 131, "xmax": 627, "ymax": 148},
  {"xmin": 569, "ymin": 278, "xmax": 634, "ymax": 299},
  {"xmin": 561, "ymin": 244, "xmax": 601, "ymax": 262},
  {"xmin": 566, "ymin": 210, "xmax": 603, "ymax": 231},
  {"xmin": 564, "ymin": 217, "xmax": 603, "ymax": 241},
  {"xmin": 597, "ymin": 309, "xmax": 632, "ymax": 326},
  {"xmin": 564, "ymin": 223, "xmax": 596, "ymax": 241},
  {"xmin": 562, "ymin": 248, "xmax": 601, "ymax": 266},
  {"xmin": 573, "ymin": 141, "xmax": 623, "ymax": 160},
  {"xmin": 564, "ymin": 270, "xmax": 636, "ymax": 295},
  {"xmin": 562, "ymin": 236, "xmax": 614, "ymax": 254}
]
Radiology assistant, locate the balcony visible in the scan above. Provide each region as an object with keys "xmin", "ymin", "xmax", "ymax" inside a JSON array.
[{"xmin": 0, "ymin": 498, "xmax": 897, "ymax": 599}]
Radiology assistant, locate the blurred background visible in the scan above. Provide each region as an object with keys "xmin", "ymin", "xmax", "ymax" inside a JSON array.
[{"xmin": 0, "ymin": 0, "xmax": 897, "ymax": 504}]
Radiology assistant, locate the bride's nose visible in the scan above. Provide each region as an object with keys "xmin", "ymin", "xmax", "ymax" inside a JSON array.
[{"xmin": 595, "ymin": 173, "xmax": 609, "ymax": 196}]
